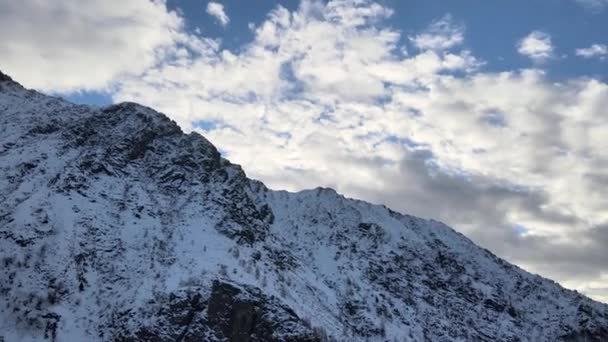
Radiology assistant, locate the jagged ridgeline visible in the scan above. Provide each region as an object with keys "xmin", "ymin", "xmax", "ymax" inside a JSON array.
[{"xmin": 0, "ymin": 70, "xmax": 607, "ymax": 341}]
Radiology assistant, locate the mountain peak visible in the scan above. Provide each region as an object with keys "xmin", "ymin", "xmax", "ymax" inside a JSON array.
[
  {"xmin": 1, "ymin": 72, "xmax": 607, "ymax": 341},
  {"xmin": 0, "ymin": 69, "xmax": 26, "ymax": 92},
  {"xmin": 0, "ymin": 69, "xmax": 13, "ymax": 83},
  {"xmin": 0, "ymin": 69, "xmax": 20, "ymax": 87}
]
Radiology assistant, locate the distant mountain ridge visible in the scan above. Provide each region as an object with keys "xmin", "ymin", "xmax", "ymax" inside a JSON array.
[{"xmin": 0, "ymin": 70, "xmax": 607, "ymax": 341}]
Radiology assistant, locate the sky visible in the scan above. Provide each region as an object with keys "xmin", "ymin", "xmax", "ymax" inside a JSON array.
[{"xmin": 1, "ymin": 0, "xmax": 607, "ymax": 302}]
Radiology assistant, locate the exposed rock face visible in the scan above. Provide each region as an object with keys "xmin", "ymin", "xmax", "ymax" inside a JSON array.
[
  {"xmin": 112, "ymin": 281, "xmax": 319, "ymax": 342},
  {"xmin": 0, "ymin": 70, "xmax": 13, "ymax": 83},
  {"xmin": 0, "ymin": 71, "xmax": 607, "ymax": 341}
]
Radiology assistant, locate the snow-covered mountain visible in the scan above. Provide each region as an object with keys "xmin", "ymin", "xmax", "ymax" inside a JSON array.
[{"xmin": 0, "ymin": 69, "xmax": 607, "ymax": 342}]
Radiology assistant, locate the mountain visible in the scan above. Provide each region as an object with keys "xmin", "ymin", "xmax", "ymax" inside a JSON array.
[{"xmin": 0, "ymin": 69, "xmax": 607, "ymax": 342}]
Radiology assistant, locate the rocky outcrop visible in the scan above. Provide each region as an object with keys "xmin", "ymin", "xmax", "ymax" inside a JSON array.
[
  {"xmin": 0, "ymin": 70, "xmax": 13, "ymax": 83},
  {"xmin": 112, "ymin": 281, "xmax": 320, "ymax": 342}
]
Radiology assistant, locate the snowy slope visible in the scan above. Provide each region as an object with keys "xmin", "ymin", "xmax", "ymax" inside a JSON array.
[{"xmin": 0, "ymin": 70, "xmax": 607, "ymax": 342}]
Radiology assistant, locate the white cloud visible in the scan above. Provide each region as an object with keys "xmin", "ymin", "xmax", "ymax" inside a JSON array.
[
  {"xmin": 517, "ymin": 31, "xmax": 554, "ymax": 62},
  {"xmin": 206, "ymin": 2, "xmax": 229, "ymax": 27},
  {"xmin": 576, "ymin": 43, "xmax": 608, "ymax": 59},
  {"xmin": 575, "ymin": 0, "xmax": 608, "ymax": 10},
  {"xmin": 3, "ymin": 0, "xmax": 608, "ymax": 302},
  {"xmin": 410, "ymin": 14, "xmax": 464, "ymax": 51},
  {"xmin": 0, "ymin": 0, "xmax": 185, "ymax": 92}
]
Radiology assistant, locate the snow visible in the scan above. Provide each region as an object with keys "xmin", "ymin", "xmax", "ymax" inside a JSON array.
[{"xmin": 0, "ymin": 74, "xmax": 607, "ymax": 341}]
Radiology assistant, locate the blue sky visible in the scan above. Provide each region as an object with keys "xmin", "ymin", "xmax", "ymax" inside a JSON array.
[{"xmin": 1, "ymin": 0, "xmax": 608, "ymax": 302}]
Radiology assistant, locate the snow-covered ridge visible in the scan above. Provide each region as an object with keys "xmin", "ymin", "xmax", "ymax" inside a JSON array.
[{"xmin": 0, "ymin": 71, "xmax": 607, "ymax": 341}]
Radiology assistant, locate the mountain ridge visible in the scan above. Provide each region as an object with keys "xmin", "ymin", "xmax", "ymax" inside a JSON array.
[{"xmin": 0, "ymin": 70, "xmax": 607, "ymax": 341}]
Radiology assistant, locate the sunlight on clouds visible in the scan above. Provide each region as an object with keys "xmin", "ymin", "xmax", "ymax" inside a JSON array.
[
  {"xmin": 0, "ymin": 0, "xmax": 184, "ymax": 92},
  {"xmin": 517, "ymin": 30, "xmax": 554, "ymax": 62},
  {"xmin": 410, "ymin": 14, "xmax": 465, "ymax": 51},
  {"xmin": 206, "ymin": 2, "xmax": 230, "ymax": 27},
  {"xmin": 576, "ymin": 43, "xmax": 608, "ymax": 59}
]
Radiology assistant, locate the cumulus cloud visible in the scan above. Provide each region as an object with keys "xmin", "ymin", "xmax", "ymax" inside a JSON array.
[
  {"xmin": 206, "ymin": 2, "xmax": 229, "ymax": 27},
  {"xmin": 0, "ymin": 0, "xmax": 185, "ymax": 92},
  {"xmin": 410, "ymin": 14, "xmax": 464, "ymax": 51},
  {"xmin": 517, "ymin": 31, "xmax": 554, "ymax": 62},
  {"xmin": 3, "ymin": 0, "xmax": 608, "ymax": 303},
  {"xmin": 576, "ymin": 43, "xmax": 608, "ymax": 59}
]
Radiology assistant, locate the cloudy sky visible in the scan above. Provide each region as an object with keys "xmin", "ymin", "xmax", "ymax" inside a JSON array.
[{"xmin": 1, "ymin": 0, "xmax": 608, "ymax": 302}]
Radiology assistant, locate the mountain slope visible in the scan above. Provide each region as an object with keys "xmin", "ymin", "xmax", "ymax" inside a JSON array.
[{"xmin": 0, "ymin": 70, "xmax": 607, "ymax": 342}]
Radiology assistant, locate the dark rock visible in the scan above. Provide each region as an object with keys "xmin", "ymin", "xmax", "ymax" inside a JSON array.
[
  {"xmin": 0, "ymin": 70, "xmax": 15, "ymax": 83},
  {"xmin": 112, "ymin": 282, "xmax": 320, "ymax": 342}
]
